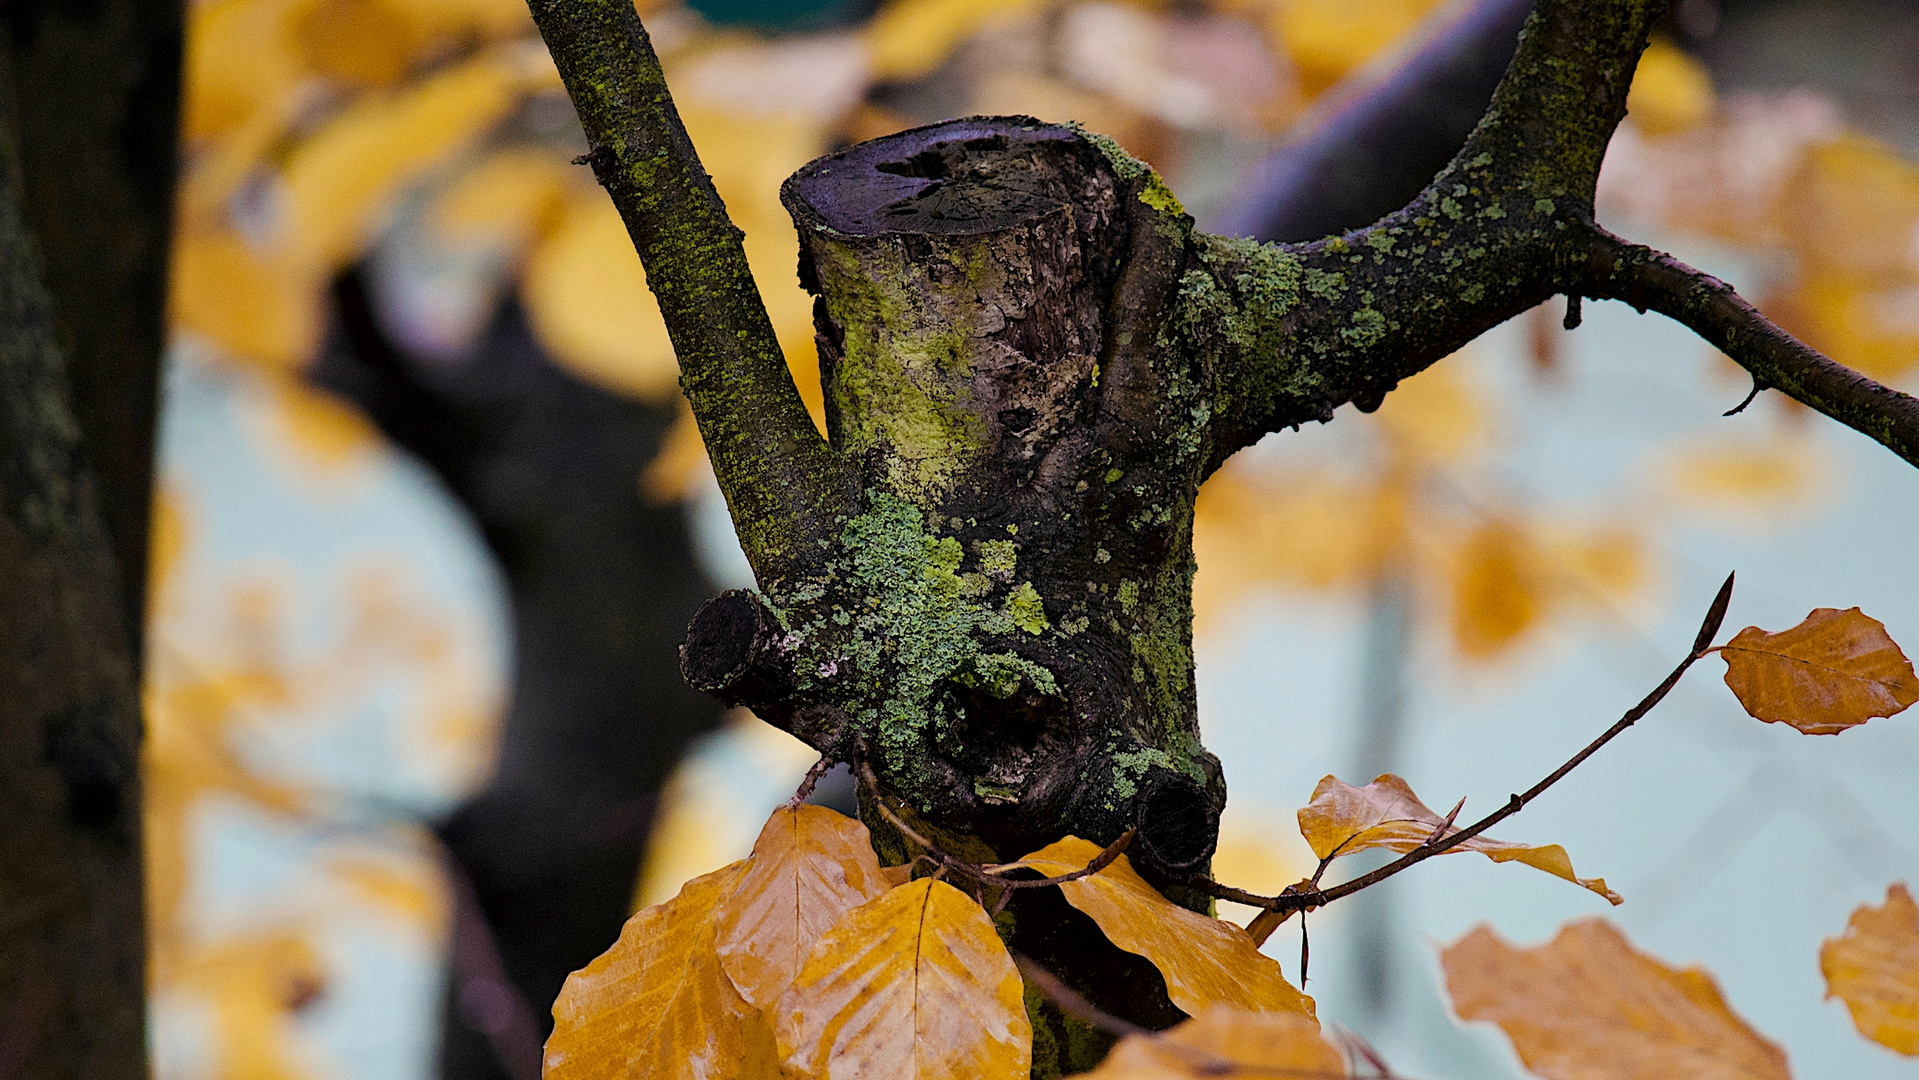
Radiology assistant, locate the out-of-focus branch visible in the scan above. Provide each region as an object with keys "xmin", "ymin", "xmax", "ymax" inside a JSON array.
[
  {"xmin": 1212, "ymin": 0, "xmax": 1533, "ymax": 242},
  {"xmin": 524, "ymin": 0, "xmax": 851, "ymax": 588}
]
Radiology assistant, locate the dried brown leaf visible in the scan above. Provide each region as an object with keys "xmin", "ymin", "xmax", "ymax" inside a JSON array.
[
  {"xmin": 543, "ymin": 862, "xmax": 748, "ymax": 1080},
  {"xmin": 1442, "ymin": 919, "xmax": 1790, "ymax": 1080},
  {"xmin": 714, "ymin": 805, "xmax": 888, "ymax": 1011},
  {"xmin": 1721, "ymin": 607, "xmax": 1919, "ymax": 734},
  {"xmin": 1820, "ymin": 882, "xmax": 1919, "ymax": 1055},
  {"xmin": 774, "ymin": 878, "xmax": 1030, "ymax": 1079},
  {"xmin": 1298, "ymin": 774, "xmax": 1621, "ymax": 904},
  {"xmin": 1018, "ymin": 838, "xmax": 1315, "ymax": 1018},
  {"xmin": 1078, "ymin": 1007, "xmax": 1346, "ymax": 1079}
]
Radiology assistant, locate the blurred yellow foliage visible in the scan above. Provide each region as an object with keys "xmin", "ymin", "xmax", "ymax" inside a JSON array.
[
  {"xmin": 1626, "ymin": 38, "xmax": 1715, "ymax": 137},
  {"xmin": 866, "ymin": 0, "xmax": 1044, "ymax": 82},
  {"xmin": 1266, "ymin": 0, "xmax": 1449, "ymax": 98}
]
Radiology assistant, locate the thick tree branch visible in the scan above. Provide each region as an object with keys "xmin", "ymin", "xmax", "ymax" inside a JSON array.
[
  {"xmin": 1202, "ymin": 0, "xmax": 1919, "ymax": 472},
  {"xmin": 0, "ymin": 34, "xmax": 147, "ymax": 1079},
  {"xmin": 1202, "ymin": 0, "xmax": 1663, "ymax": 459},
  {"xmin": 1579, "ymin": 228, "xmax": 1919, "ymax": 467},
  {"xmin": 524, "ymin": 0, "xmax": 852, "ymax": 587}
]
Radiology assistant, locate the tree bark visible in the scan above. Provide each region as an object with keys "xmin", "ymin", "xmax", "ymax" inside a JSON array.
[
  {"xmin": 0, "ymin": 26, "xmax": 157, "ymax": 1079},
  {"xmin": 525, "ymin": 0, "xmax": 1919, "ymax": 1071}
]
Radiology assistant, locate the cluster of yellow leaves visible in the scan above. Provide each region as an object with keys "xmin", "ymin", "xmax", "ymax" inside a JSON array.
[
  {"xmin": 1297, "ymin": 774, "xmax": 1621, "ymax": 904},
  {"xmin": 1442, "ymin": 919, "xmax": 1792, "ymax": 1080},
  {"xmin": 1821, "ymin": 882, "xmax": 1919, "ymax": 1056},
  {"xmin": 551, "ymin": 805, "xmax": 1315, "ymax": 1080},
  {"xmin": 1718, "ymin": 607, "xmax": 1919, "ymax": 734},
  {"xmin": 1444, "ymin": 883, "xmax": 1919, "ymax": 1076},
  {"xmin": 1605, "ymin": 45, "xmax": 1919, "ymax": 384}
]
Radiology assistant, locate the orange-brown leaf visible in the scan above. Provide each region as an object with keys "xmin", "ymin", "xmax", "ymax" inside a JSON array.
[
  {"xmin": 1820, "ymin": 882, "xmax": 1919, "ymax": 1055},
  {"xmin": 1078, "ymin": 1006, "xmax": 1345, "ymax": 1079},
  {"xmin": 713, "ymin": 805, "xmax": 889, "ymax": 1011},
  {"xmin": 544, "ymin": 862, "xmax": 748, "ymax": 1080},
  {"xmin": 1721, "ymin": 607, "xmax": 1919, "ymax": 734},
  {"xmin": 1018, "ymin": 838, "xmax": 1315, "ymax": 1018},
  {"xmin": 774, "ymin": 878, "xmax": 1030, "ymax": 1079},
  {"xmin": 1442, "ymin": 919, "xmax": 1789, "ymax": 1080},
  {"xmin": 1298, "ymin": 775, "xmax": 1621, "ymax": 904}
]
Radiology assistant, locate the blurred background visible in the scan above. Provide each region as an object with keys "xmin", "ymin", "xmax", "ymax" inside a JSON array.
[{"xmin": 151, "ymin": 0, "xmax": 1919, "ymax": 1077}]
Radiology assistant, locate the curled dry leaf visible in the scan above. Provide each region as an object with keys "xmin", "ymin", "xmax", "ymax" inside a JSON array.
[
  {"xmin": 1078, "ymin": 1006, "xmax": 1345, "ymax": 1080},
  {"xmin": 544, "ymin": 862, "xmax": 752, "ymax": 1080},
  {"xmin": 1720, "ymin": 608, "xmax": 1919, "ymax": 734},
  {"xmin": 714, "ymin": 804, "xmax": 889, "ymax": 1011},
  {"xmin": 774, "ymin": 877, "xmax": 1030, "ymax": 1080},
  {"xmin": 1442, "ymin": 919, "xmax": 1790, "ymax": 1080},
  {"xmin": 1820, "ymin": 882, "xmax": 1919, "ymax": 1055},
  {"xmin": 1018, "ymin": 837, "xmax": 1315, "ymax": 1018},
  {"xmin": 1298, "ymin": 775, "xmax": 1622, "ymax": 905}
]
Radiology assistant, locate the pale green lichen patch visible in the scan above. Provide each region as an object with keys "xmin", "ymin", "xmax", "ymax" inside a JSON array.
[
  {"xmin": 826, "ymin": 494, "xmax": 1061, "ymax": 796},
  {"xmin": 1005, "ymin": 582, "xmax": 1049, "ymax": 634},
  {"xmin": 980, "ymin": 538, "xmax": 1018, "ymax": 578},
  {"xmin": 1110, "ymin": 747, "xmax": 1174, "ymax": 801}
]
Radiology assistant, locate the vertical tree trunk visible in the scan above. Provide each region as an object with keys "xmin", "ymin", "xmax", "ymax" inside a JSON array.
[{"xmin": 0, "ymin": 3, "xmax": 179, "ymax": 1075}]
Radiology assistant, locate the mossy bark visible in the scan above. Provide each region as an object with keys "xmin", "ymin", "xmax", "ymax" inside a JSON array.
[{"xmin": 527, "ymin": 0, "xmax": 1919, "ymax": 1069}]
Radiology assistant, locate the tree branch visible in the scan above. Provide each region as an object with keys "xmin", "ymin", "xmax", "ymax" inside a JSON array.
[
  {"xmin": 1213, "ymin": 0, "xmax": 1533, "ymax": 243},
  {"xmin": 1200, "ymin": 0, "xmax": 1919, "ymax": 473},
  {"xmin": 1579, "ymin": 227, "xmax": 1919, "ymax": 467},
  {"xmin": 1201, "ymin": 0, "xmax": 1664, "ymax": 459},
  {"xmin": 1195, "ymin": 572, "xmax": 1735, "ymax": 914},
  {"xmin": 524, "ymin": 0, "xmax": 852, "ymax": 587}
]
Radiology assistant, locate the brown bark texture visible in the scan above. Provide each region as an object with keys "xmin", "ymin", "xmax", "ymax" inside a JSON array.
[
  {"xmin": 0, "ymin": 9, "xmax": 171, "ymax": 1073},
  {"xmin": 525, "ymin": 0, "xmax": 1919, "ymax": 1068}
]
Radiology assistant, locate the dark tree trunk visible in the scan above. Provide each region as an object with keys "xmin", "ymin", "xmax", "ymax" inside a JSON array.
[
  {"xmin": 314, "ymin": 271, "xmax": 728, "ymax": 1080},
  {"xmin": 0, "ymin": 0, "xmax": 180, "ymax": 1074}
]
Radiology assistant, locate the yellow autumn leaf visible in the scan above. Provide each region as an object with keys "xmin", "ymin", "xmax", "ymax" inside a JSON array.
[
  {"xmin": 1372, "ymin": 360, "xmax": 1485, "ymax": 466},
  {"xmin": 1780, "ymin": 133, "xmax": 1919, "ymax": 282},
  {"xmin": 714, "ymin": 805, "xmax": 890, "ymax": 1011},
  {"xmin": 1017, "ymin": 837, "xmax": 1315, "ymax": 1018},
  {"xmin": 1771, "ymin": 268, "xmax": 1919, "ymax": 383},
  {"xmin": 279, "ymin": 48, "xmax": 529, "ymax": 269},
  {"xmin": 774, "ymin": 877, "xmax": 1031, "ymax": 1080},
  {"xmin": 1821, "ymin": 882, "xmax": 1919, "ymax": 1055},
  {"xmin": 1442, "ymin": 919, "xmax": 1790, "ymax": 1080},
  {"xmin": 521, "ymin": 191, "xmax": 680, "ymax": 402},
  {"xmin": 1298, "ymin": 774, "xmax": 1620, "ymax": 904},
  {"xmin": 1078, "ymin": 1006, "xmax": 1345, "ymax": 1080},
  {"xmin": 169, "ymin": 227, "xmax": 327, "ymax": 373},
  {"xmin": 1450, "ymin": 519, "xmax": 1547, "ymax": 661},
  {"xmin": 1626, "ymin": 39, "xmax": 1715, "ymax": 137},
  {"xmin": 866, "ymin": 0, "xmax": 1045, "ymax": 83},
  {"xmin": 426, "ymin": 146, "xmax": 573, "ymax": 252},
  {"xmin": 1268, "ymin": 0, "xmax": 1450, "ymax": 99},
  {"xmin": 184, "ymin": 0, "xmax": 310, "ymax": 144},
  {"xmin": 296, "ymin": 0, "xmax": 424, "ymax": 87},
  {"xmin": 544, "ymin": 862, "xmax": 749, "ymax": 1080},
  {"xmin": 1720, "ymin": 607, "xmax": 1919, "ymax": 734},
  {"xmin": 1655, "ymin": 436, "xmax": 1834, "ymax": 524}
]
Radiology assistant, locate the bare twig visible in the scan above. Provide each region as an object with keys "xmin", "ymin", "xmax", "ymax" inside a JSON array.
[
  {"xmin": 787, "ymin": 756, "xmax": 835, "ymax": 809},
  {"xmin": 1011, "ymin": 954, "xmax": 1151, "ymax": 1039},
  {"xmin": 1581, "ymin": 227, "xmax": 1919, "ymax": 468},
  {"xmin": 1200, "ymin": 572, "xmax": 1737, "ymax": 913}
]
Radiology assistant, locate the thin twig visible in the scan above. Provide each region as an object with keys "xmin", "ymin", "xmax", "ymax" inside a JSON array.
[
  {"xmin": 1012, "ymin": 955, "xmax": 1382, "ymax": 1079},
  {"xmin": 1011, "ymin": 954, "xmax": 1151, "ymax": 1039},
  {"xmin": 787, "ymin": 756, "xmax": 835, "ymax": 809},
  {"xmin": 1199, "ymin": 572, "xmax": 1736, "ymax": 913}
]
